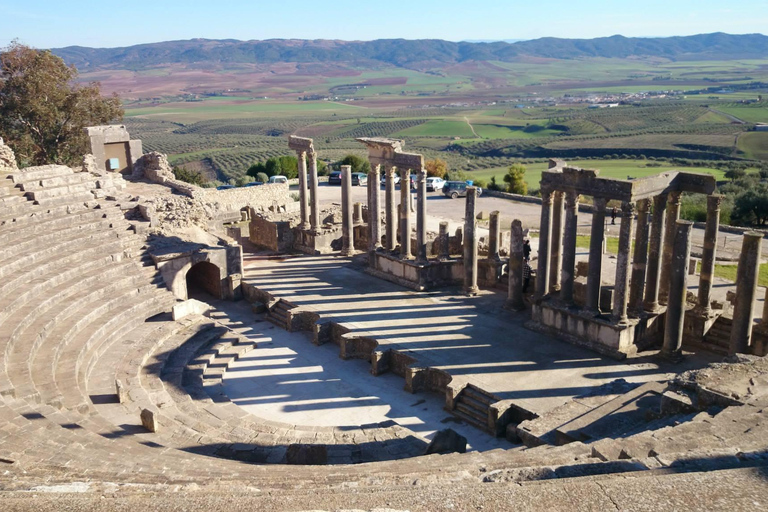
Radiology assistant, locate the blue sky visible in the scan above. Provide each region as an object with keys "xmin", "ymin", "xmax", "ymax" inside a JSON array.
[{"xmin": 2, "ymin": 0, "xmax": 767, "ymax": 49}]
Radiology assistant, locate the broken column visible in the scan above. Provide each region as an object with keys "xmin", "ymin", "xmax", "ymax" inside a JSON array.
[
  {"xmin": 586, "ymin": 197, "xmax": 608, "ymax": 313},
  {"xmin": 308, "ymin": 151, "xmax": 320, "ymax": 233},
  {"xmin": 549, "ymin": 191, "xmax": 564, "ymax": 293},
  {"xmin": 488, "ymin": 211, "xmax": 501, "ymax": 261},
  {"xmin": 695, "ymin": 195, "xmax": 722, "ymax": 316},
  {"xmin": 659, "ymin": 191, "xmax": 682, "ymax": 304},
  {"xmin": 399, "ymin": 168, "xmax": 411, "ymax": 259},
  {"xmin": 369, "ymin": 164, "xmax": 382, "ymax": 252},
  {"xmin": 340, "ymin": 165, "xmax": 354, "ymax": 257},
  {"xmin": 661, "ymin": 221, "xmax": 693, "ymax": 361},
  {"xmin": 560, "ymin": 191, "xmax": 579, "ymax": 304},
  {"xmin": 644, "ymin": 194, "xmax": 667, "ymax": 313},
  {"xmin": 730, "ymin": 232, "xmax": 763, "ymax": 354},
  {"xmin": 463, "ymin": 187, "xmax": 479, "ymax": 296},
  {"xmin": 506, "ymin": 219, "xmax": 525, "ymax": 310},
  {"xmin": 612, "ymin": 202, "xmax": 635, "ymax": 324},
  {"xmin": 385, "ymin": 166, "xmax": 397, "ymax": 251},
  {"xmin": 416, "ymin": 169, "xmax": 428, "ymax": 263},
  {"xmin": 439, "ymin": 222, "xmax": 450, "ymax": 259},
  {"xmin": 536, "ymin": 188, "xmax": 554, "ymax": 300},
  {"xmin": 629, "ymin": 199, "xmax": 651, "ymax": 315},
  {"xmin": 353, "ymin": 202, "xmax": 363, "ymax": 224}
]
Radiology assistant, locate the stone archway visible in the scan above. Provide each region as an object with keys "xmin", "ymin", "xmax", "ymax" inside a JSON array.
[{"xmin": 186, "ymin": 261, "xmax": 223, "ymax": 299}]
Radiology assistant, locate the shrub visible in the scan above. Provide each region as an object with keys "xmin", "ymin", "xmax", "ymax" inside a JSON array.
[
  {"xmin": 503, "ymin": 163, "xmax": 528, "ymax": 195},
  {"xmin": 425, "ymin": 158, "xmax": 448, "ymax": 178},
  {"xmin": 173, "ymin": 166, "xmax": 207, "ymax": 186},
  {"xmin": 256, "ymin": 172, "xmax": 268, "ymax": 184},
  {"xmin": 338, "ymin": 154, "xmax": 370, "ymax": 174},
  {"xmin": 488, "ymin": 176, "xmax": 503, "ymax": 191}
]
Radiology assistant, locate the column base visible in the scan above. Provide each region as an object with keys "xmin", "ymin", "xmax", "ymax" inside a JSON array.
[
  {"xmin": 464, "ymin": 286, "xmax": 479, "ymax": 296},
  {"xmin": 658, "ymin": 348, "xmax": 684, "ymax": 363}
]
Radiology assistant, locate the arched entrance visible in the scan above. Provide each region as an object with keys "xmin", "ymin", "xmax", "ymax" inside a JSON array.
[{"xmin": 186, "ymin": 261, "xmax": 222, "ymax": 299}]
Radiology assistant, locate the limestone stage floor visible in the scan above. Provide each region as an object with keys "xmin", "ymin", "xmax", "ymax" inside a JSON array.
[{"xmin": 242, "ymin": 254, "xmax": 722, "ymax": 421}]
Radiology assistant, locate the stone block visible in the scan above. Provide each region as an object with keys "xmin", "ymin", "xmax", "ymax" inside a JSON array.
[
  {"xmin": 424, "ymin": 428, "xmax": 467, "ymax": 455},
  {"xmin": 576, "ymin": 261, "xmax": 589, "ymax": 277},
  {"xmin": 115, "ymin": 379, "xmax": 128, "ymax": 404},
  {"xmin": 140, "ymin": 408, "xmax": 158, "ymax": 433}
]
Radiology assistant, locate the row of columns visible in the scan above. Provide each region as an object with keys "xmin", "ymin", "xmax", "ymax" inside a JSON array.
[
  {"xmin": 294, "ymin": 150, "xmax": 320, "ymax": 232},
  {"xmin": 367, "ymin": 166, "xmax": 429, "ymax": 264}
]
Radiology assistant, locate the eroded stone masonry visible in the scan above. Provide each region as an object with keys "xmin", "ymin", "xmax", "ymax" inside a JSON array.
[{"xmin": 1, "ymin": 128, "xmax": 768, "ymax": 510}]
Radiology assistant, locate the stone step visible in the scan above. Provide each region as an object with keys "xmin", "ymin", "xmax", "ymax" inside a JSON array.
[
  {"xmin": 0, "ymin": 207, "xmax": 116, "ymax": 244},
  {"xmin": 8, "ymin": 166, "xmax": 73, "ymax": 184},
  {"xmin": 457, "ymin": 392, "xmax": 491, "ymax": 415},
  {"xmin": 449, "ymin": 406, "xmax": 493, "ymax": 433},
  {"xmin": 32, "ymin": 191, "xmax": 96, "ymax": 207},
  {"xmin": 0, "ymin": 217, "xmax": 120, "ymax": 261},
  {"xmin": 455, "ymin": 401, "xmax": 488, "ymax": 424},
  {"xmin": 19, "ymin": 172, "xmax": 102, "ymax": 191},
  {"xmin": 462, "ymin": 385, "xmax": 497, "ymax": 406}
]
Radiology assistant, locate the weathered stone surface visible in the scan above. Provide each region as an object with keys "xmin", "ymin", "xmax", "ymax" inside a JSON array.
[
  {"xmin": 285, "ymin": 444, "xmax": 328, "ymax": 465},
  {"xmin": 0, "ymin": 137, "xmax": 18, "ymax": 170},
  {"xmin": 424, "ymin": 429, "xmax": 467, "ymax": 455}
]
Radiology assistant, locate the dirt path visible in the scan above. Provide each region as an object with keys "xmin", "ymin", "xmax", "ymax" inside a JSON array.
[{"xmin": 463, "ymin": 116, "xmax": 479, "ymax": 138}]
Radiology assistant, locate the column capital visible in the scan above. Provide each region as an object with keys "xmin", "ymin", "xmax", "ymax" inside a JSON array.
[
  {"xmin": 593, "ymin": 197, "xmax": 608, "ymax": 211},
  {"xmin": 540, "ymin": 187, "xmax": 554, "ymax": 206},
  {"xmin": 707, "ymin": 194, "xmax": 723, "ymax": 209},
  {"xmin": 621, "ymin": 201, "xmax": 636, "ymax": 216},
  {"xmin": 564, "ymin": 190, "xmax": 580, "ymax": 208},
  {"xmin": 385, "ymin": 165, "xmax": 398, "ymax": 177},
  {"xmin": 636, "ymin": 197, "xmax": 651, "ymax": 213},
  {"xmin": 668, "ymin": 190, "xmax": 682, "ymax": 204}
]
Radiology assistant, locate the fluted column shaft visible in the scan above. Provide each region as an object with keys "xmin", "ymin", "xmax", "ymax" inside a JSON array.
[
  {"xmin": 416, "ymin": 169, "xmax": 428, "ymax": 263},
  {"xmin": 612, "ymin": 202, "xmax": 635, "ymax": 324},
  {"xmin": 536, "ymin": 188, "xmax": 554, "ymax": 300},
  {"xmin": 659, "ymin": 191, "xmax": 682, "ymax": 304},
  {"xmin": 385, "ymin": 166, "xmax": 397, "ymax": 251},
  {"xmin": 308, "ymin": 152, "xmax": 320, "ymax": 233},
  {"xmin": 399, "ymin": 168, "xmax": 411, "ymax": 259},
  {"xmin": 696, "ymin": 195, "xmax": 722, "ymax": 316},
  {"xmin": 297, "ymin": 151, "xmax": 309, "ymax": 230},
  {"xmin": 560, "ymin": 191, "xmax": 579, "ymax": 305},
  {"xmin": 629, "ymin": 199, "xmax": 651, "ymax": 316},
  {"xmin": 661, "ymin": 221, "xmax": 693, "ymax": 361},
  {"xmin": 489, "ymin": 211, "xmax": 501, "ymax": 261},
  {"xmin": 463, "ymin": 187, "xmax": 479, "ymax": 296},
  {"xmin": 586, "ymin": 197, "xmax": 608, "ymax": 313},
  {"xmin": 369, "ymin": 164, "xmax": 382, "ymax": 252},
  {"xmin": 730, "ymin": 232, "xmax": 763, "ymax": 354},
  {"xmin": 549, "ymin": 191, "xmax": 564, "ymax": 293},
  {"xmin": 644, "ymin": 194, "xmax": 667, "ymax": 312}
]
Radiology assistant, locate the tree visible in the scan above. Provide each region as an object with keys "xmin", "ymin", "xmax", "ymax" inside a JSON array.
[
  {"xmin": 0, "ymin": 42, "xmax": 123, "ymax": 166},
  {"xmin": 339, "ymin": 154, "xmax": 370, "ymax": 174},
  {"xmin": 425, "ymin": 158, "xmax": 448, "ymax": 178},
  {"xmin": 503, "ymin": 163, "xmax": 527, "ymax": 195},
  {"xmin": 725, "ymin": 168, "xmax": 747, "ymax": 182},
  {"xmin": 173, "ymin": 166, "xmax": 207, "ymax": 186},
  {"xmin": 732, "ymin": 187, "xmax": 768, "ymax": 226}
]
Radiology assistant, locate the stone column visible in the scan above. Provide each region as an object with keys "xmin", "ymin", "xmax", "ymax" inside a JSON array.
[
  {"xmin": 612, "ymin": 202, "xmax": 636, "ymax": 324},
  {"xmin": 695, "ymin": 195, "xmax": 722, "ymax": 316},
  {"xmin": 536, "ymin": 188, "xmax": 554, "ymax": 300},
  {"xmin": 309, "ymin": 152, "xmax": 320, "ymax": 233},
  {"xmin": 439, "ymin": 222, "xmax": 450, "ymax": 259},
  {"xmin": 644, "ymin": 194, "xmax": 667, "ymax": 313},
  {"xmin": 353, "ymin": 202, "xmax": 363, "ymax": 224},
  {"xmin": 659, "ymin": 191, "xmax": 682, "ymax": 304},
  {"xmin": 297, "ymin": 151, "xmax": 309, "ymax": 230},
  {"xmin": 586, "ymin": 197, "xmax": 608, "ymax": 313},
  {"xmin": 340, "ymin": 165, "xmax": 354, "ymax": 257},
  {"xmin": 416, "ymin": 169, "xmax": 428, "ymax": 263},
  {"xmin": 385, "ymin": 166, "xmax": 397, "ymax": 251},
  {"xmin": 560, "ymin": 191, "xmax": 579, "ymax": 305},
  {"xmin": 629, "ymin": 199, "xmax": 651, "ymax": 316},
  {"xmin": 730, "ymin": 232, "xmax": 763, "ymax": 354},
  {"xmin": 506, "ymin": 219, "xmax": 525, "ymax": 310},
  {"xmin": 463, "ymin": 187, "xmax": 479, "ymax": 296},
  {"xmin": 661, "ymin": 221, "xmax": 693, "ymax": 361},
  {"xmin": 399, "ymin": 168, "xmax": 411, "ymax": 259},
  {"xmin": 488, "ymin": 211, "xmax": 501, "ymax": 261},
  {"xmin": 369, "ymin": 164, "xmax": 382, "ymax": 252},
  {"xmin": 549, "ymin": 191, "xmax": 564, "ymax": 293}
]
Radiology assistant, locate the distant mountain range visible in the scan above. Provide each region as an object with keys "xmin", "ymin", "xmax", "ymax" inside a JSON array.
[{"xmin": 52, "ymin": 33, "xmax": 768, "ymax": 71}]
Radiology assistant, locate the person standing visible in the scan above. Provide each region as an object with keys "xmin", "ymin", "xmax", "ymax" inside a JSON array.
[
  {"xmin": 523, "ymin": 239, "xmax": 531, "ymax": 262},
  {"xmin": 611, "ymin": 206, "xmax": 617, "ymax": 225},
  {"xmin": 522, "ymin": 260, "xmax": 532, "ymax": 293}
]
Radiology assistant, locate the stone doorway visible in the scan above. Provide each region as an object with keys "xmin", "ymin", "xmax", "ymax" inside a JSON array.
[{"xmin": 186, "ymin": 261, "xmax": 223, "ymax": 299}]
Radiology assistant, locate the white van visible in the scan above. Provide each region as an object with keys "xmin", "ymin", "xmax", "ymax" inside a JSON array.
[{"xmin": 268, "ymin": 175, "xmax": 288, "ymax": 184}]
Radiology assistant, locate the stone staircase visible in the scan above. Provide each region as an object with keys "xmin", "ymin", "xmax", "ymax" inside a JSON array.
[
  {"xmin": 703, "ymin": 315, "xmax": 732, "ymax": 354},
  {"xmin": 267, "ymin": 299, "xmax": 294, "ymax": 329},
  {"xmin": 451, "ymin": 384, "xmax": 497, "ymax": 434}
]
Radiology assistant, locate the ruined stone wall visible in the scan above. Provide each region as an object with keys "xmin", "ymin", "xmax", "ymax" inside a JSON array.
[{"xmin": 0, "ymin": 138, "xmax": 18, "ymax": 170}]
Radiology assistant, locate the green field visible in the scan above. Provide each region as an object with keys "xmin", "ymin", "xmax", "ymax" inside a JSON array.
[
  {"xmin": 716, "ymin": 106, "xmax": 768, "ymax": 124},
  {"xmin": 738, "ymin": 132, "xmax": 768, "ymax": 161}
]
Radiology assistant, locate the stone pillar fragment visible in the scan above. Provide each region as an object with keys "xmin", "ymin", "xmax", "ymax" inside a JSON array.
[
  {"xmin": 661, "ymin": 221, "xmax": 693, "ymax": 361},
  {"xmin": 549, "ymin": 192, "xmax": 564, "ymax": 293},
  {"xmin": 536, "ymin": 188, "xmax": 554, "ymax": 300},
  {"xmin": 612, "ymin": 202, "xmax": 635, "ymax": 324},
  {"xmin": 695, "ymin": 195, "xmax": 722, "ymax": 316},
  {"xmin": 730, "ymin": 232, "xmax": 763, "ymax": 354},
  {"xmin": 629, "ymin": 199, "xmax": 651, "ymax": 316},
  {"xmin": 586, "ymin": 197, "xmax": 608, "ymax": 313},
  {"xmin": 399, "ymin": 168, "xmax": 411, "ymax": 259},
  {"xmin": 659, "ymin": 191, "xmax": 682, "ymax": 304},
  {"xmin": 385, "ymin": 166, "xmax": 397, "ymax": 251},
  {"xmin": 353, "ymin": 202, "xmax": 363, "ymax": 224},
  {"xmin": 560, "ymin": 191, "xmax": 579, "ymax": 305},
  {"xmin": 297, "ymin": 151, "xmax": 309, "ymax": 230},
  {"xmin": 340, "ymin": 165, "xmax": 354, "ymax": 257},
  {"xmin": 463, "ymin": 187, "xmax": 479, "ymax": 296},
  {"xmin": 439, "ymin": 222, "xmax": 450, "ymax": 259},
  {"xmin": 416, "ymin": 169, "xmax": 428, "ymax": 263},
  {"xmin": 488, "ymin": 211, "xmax": 501, "ymax": 261},
  {"xmin": 309, "ymin": 152, "xmax": 320, "ymax": 233},
  {"xmin": 506, "ymin": 219, "xmax": 525, "ymax": 310},
  {"xmin": 369, "ymin": 164, "xmax": 382, "ymax": 252},
  {"xmin": 644, "ymin": 194, "xmax": 667, "ymax": 313}
]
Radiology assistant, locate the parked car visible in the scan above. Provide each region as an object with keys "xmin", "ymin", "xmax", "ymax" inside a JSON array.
[
  {"xmin": 443, "ymin": 181, "xmax": 482, "ymax": 199},
  {"xmin": 328, "ymin": 171, "xmax": 342, "ymax": 185},
  {"xmin": 380, "ymin": 174, "xmax": 401, "ymax": 185},
  {"xmin": 216, "ymin": 185, "xmax": 235, "ymax": 190},
  {"xmin": 268, "ymin": 175, "xmax": 288, "ymax": 184},
  {"xmin": 244, "ymin": 181, "xmax": 263, "ymax": 187},
  {"xmin": 351, "ymin": 173, "xmax": 368, "ymax": 186},
  {"xmin": 426, "ymin": 177, "xmax": 445, "ymax": 192},
  {"xmin": 399, "ymin": 174, "xmax": 416, "ymax": 190}
]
